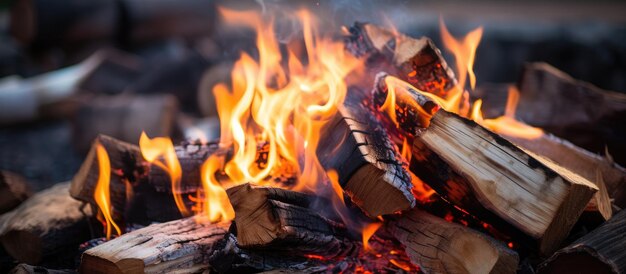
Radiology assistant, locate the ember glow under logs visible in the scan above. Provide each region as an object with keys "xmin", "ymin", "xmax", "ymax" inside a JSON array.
[{"xmin": 2, "ymin": 3, "xmax": 625, "ymax": 274}]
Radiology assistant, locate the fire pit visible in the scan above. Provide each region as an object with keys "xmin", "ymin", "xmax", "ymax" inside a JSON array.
[{"xmin": 1, "ymin": 1, "xmax": 625, "ymax": 274}]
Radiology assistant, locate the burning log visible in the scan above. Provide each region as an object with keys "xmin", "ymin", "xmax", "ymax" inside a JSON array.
[
  {"xmin": 71, "ymin": 135, "xmax": 144, "ymax": 215},
  {"xmin": 345, "ymin": 22, "xmax": 457, "ymax": 96},
  {"xmin": 0, "ymin": 170, "xmax": 32, "ymax": 214},
  {"xmin": 0, "ymin": 182, "xmax": 93, "ymax": 264},
  {"xmin": 517, "ymin": 62, "xmax": 626, "ymax": 167},
  {"xmin": 373, "ymin": 73, "xmax": 598, "ymax": 254},
  {"xmin": 387, "ymin": 209, "xmax": 519, "ymax": 274},
  {"xmin": 410, "ymin": 110, "xmax": 597, "ymax": 255},
  {"xmin": 538, "ymin": 209, "xmax": 626, "ymax": 274},
  {"xmin": 80, "ymin": 218, "xmax": 228, "ymax": 274},
  {"xmin": 226, "ymin": 183, "xmax": 357, "ymax": 258},
  {"xmin": 72, "ymin": 94, "xmax": 179, "ymax": 153},
  {"xmin": 316, "ymin": 91, "xmax": 415, "ymax": 217}
]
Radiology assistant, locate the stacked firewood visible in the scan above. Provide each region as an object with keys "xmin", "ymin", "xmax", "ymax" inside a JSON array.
[{"xmin": 1, "ymin": 21, "xmax": 625, "ymax": 274}]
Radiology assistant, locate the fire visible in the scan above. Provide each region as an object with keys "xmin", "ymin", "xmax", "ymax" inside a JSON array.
[
  {"xmin": 471, "ymin": 87, "xmax": 543, "ymax": 139},
  {"xmin": 196, "ymin": 155, "xmax": 235, "ymax": 223},
  {"xmin": 93, "ymin": 142, "xmax": 121, "ymax": 240},
  {"xmin": 139, "ymin": 132, "xmax": 189, "ymax": 217},
  {"xmin": 362, "ymin": 222, "xmax": 382, "ymax": 251}
]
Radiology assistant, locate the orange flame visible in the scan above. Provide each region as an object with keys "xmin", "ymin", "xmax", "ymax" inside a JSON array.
[
  {"xmin": 139, "ymin": 132, "xmax": 190, "ymax": 217},
  {"xmin": 196, "ymin": 155, "xmax": 235, "ymax": 223},
  {"xmin": 362, "ymin": 222, "xmax": 383, "ymax": 251},
  {"xmin": 94, "ymin": 142, "xmax": 121, "ymax": 240}
]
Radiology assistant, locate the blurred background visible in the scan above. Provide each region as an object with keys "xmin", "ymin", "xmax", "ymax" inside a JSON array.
[{"xmin": 0, "ymin": 0, "xmax": 625, "ymax": 191}]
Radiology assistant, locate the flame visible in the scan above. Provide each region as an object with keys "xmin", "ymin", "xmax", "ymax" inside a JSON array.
[
  {"xmin": 196, "ymin": 155, "xmax": 235, "ymax": 223},
  {"xmin": 139, "ymin": 132, "xmax": 189, "ymax": 216},
  {"xmin": 362, "ymin": 222, "xmax": 382, "ymax": 251},
  {"xmin": 389, "ymin": 259, "xmax": 413, "ymax": 271},
  {"xmin": 94, "ymin": 142, "xmax": 121, "ymax": 240},
  {"xmin": 471, "ymin": 87, "xmax": 543, "ymax": 139}
]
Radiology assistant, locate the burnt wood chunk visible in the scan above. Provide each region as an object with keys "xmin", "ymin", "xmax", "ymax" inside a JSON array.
[
  {"xmin": 226, "ymin": 183, "xmax": 357, "ymax": 258},
  {"xmin": 410, "ymin": 110, "xmax": 597, "ymax": 255},
  {"xmin": 0, "ymin": 171, "xmax": 32, "ymax": 214},
  {"xmin": 388, "ymin": 209, "xmax": 518, "ymax": 274},
  {"xmin": 538, "ymin": 209, "xmax": 626, "ymax": 274},
  {"xmin": 345, "ymin": 22, "xmax": 457, "ymax": 96},
  {"xmin": 80, "ymin": 218, "xmax": 228, "ymax": 274},
  {"xmin": 316, "ymin": 93, "xmax": 415, "ymax": 217},
  {"xmin": 0, "ymin": 182, "xmax": 93, "ymax": 264},
  {"xmin": 517, "ymin": 62, "xmax": 626, "ymax": 167}
]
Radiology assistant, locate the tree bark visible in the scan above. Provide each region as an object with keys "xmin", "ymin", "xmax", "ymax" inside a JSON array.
[
  {"xmin": 80, "ymin": 218, "xmax": 228, "ymax": 274},
  {"xmin": 387, "ymin": 208, "xmax": 518, "ymax": 274},
  {"xmin": 0, "ymin": 182, "xmax": 93, "ymax": 264}
]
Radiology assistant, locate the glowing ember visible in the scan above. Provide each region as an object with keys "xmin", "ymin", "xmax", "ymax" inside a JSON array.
[
  {"xmin": 93, "ymin": 142, "xmax": 121, "ymax": 240},
  {"xmin": 389, "ymin": 258, "xmax": 413, "ymax": 271},
  {"xmin": 139, "ymin": 131, "xmax": 189, "ymax": 217}
]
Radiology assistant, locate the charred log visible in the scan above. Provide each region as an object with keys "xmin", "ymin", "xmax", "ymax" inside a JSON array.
[
  {"xmin": 345, "ymin": 22, "xmax": 457, "ymax": 96},
  {"xmin": 538, "ymin": 209, "xmax": 626, "ymax": 274},
  {"xmin": 387, "ymin": 209, "xmax": 519, "ymax": 274},
  {"xmin": 316, "ymin": 90, "xmax": 415, "ymax": 217},
  {"xmin": 226, "ymin": 183, "xmax": 357, "ymax": 258},
  {"xmin": 0, "ymin": 182, "xmax": 93, "ymax": 264}
]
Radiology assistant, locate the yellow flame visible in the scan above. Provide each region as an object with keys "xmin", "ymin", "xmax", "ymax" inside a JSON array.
[
  {"xmin": 139, "ymin": 131, "xmax": 190, "ymax": 217},
  {"xmin": 195, "ymin": 155, "xmax": 235, "ymax": 223},
  {"xmin": 94, "ymin": 142, "xmax": 121, "ymax": 240}
]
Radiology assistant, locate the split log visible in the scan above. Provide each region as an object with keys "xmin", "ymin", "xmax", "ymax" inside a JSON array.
[
  {"xmin": 517, "ymin": 62, "xmax": 626, "ymax": 166},
  {"xmin": 72, "ymin": 94, "xmax": 179, "ymax": 153},
  {"xmin": 345, "ymin": 22, "xmax": 457, "ymax": 96},
  {"xmin": 538, "ymin": 209, "xmax": 626, "ymax": 274},
  {"xmin": 387, "ymin": 209, "xmax": 518, "ymax": 274},
  {"xmin": 410, "ymin": 110, "xmax": 598, "ymax": 255},
  {"xmin": 0, "ymin": 171, "xmax": 32, "ymax": 214},
  {"xmin": 0, "ymin": 182, "xmax": 93, "ymax": 264},
  {"xmin": 80, "ymin": 218, "xmax": 228, "ymax": 274},
  {"xmin": 316, "ymin": 90, "xmax": 415, "ymax": 217},
  {"xmin": 226, "ymin": 183, "xmax": 357, "ymax": 257}
]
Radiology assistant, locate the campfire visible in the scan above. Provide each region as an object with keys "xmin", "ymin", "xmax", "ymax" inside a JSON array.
[{"xmin": 1, "ymin": 2, "xmax": 626, "ymax": 274}]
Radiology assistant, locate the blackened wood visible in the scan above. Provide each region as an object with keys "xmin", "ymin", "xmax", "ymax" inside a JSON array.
[
  {"xmin": 72, "ymin": 94, "xmax": 179, "ymax": 153},
  {"xmin": 80, "ymin": 218, "xmax": 228, "ymax": 274},
  {"xmin": 387, "ymin": 209, "xmax": 518, "ymax": 274},
  {"xmin": 0, "ymin": 171, "xmax": 32, "ymax": 214},
  {"xmin": 538, "ymin": 209, "xmax": 626, "ymax": 274},
  {"xmin": 410, "ymin": 110, "xmax": 597, "ymax": 255},
  {"xmin": 0, "ymin": 182, "xmax": 93, "ymax": 264},
  {"xmin": 316, "ymin": 90, "xmax": 415, "ymax": 217},
  {"xmin": 10, "ymin": 264, "xmax": 75, "ymax": 274},
  {"xmin": 517, "ymin": 62, "xmax": 626, "ymax": 167},
  {"xmin": 226, "ymin": 183, "xmax": 357, "ymax": 258},
  {"xmin": 345, "ymin": 22, "xmax": 457, "ymax": 96}
]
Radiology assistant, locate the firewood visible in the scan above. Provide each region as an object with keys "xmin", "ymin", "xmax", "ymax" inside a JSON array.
[
  {"xmin": 345, "ymin": 22, "xmax": 457, "ymax": 96},
  {"xmin": 226, "ymin": 183, "xmax": 357, "ymax": 258},
  {"xmin": 0, "ymin": 182, "xmax": 93, "ymax": 264},
  {"xmin": 9, "ymin": 264, "xmax": 75, "ymax": 274},
  {"xmin": 71, "ymin": 135, "xmax": 145, "ymax": 216},
  {"xmin": 517, "ymin": 62, "xmax": 626, "ymax": 166},
  {"xmin": 410, "ymin": 110, "xmax": 598, "ymax": 255},
  {"xmin": 538, "ymin": 209, "xmax": 626, "ymax": 274},
  {"xmin": 80, "ymin": 218, "xmax": 227, "ymax": 274},
  {"xmin": 316, "ymin": 90, "xmax": 415, "ymax": 217},
  {"xmin": 387, "ymin": 209, "xmax": 518, "ymax": 274},
  {"xmin": 72, "ymin": 94, "xmax": 179, "ymax": 153},
  {"xmin": 0, "ymin": 171, "xmax": 32, "ymax": 214}
]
